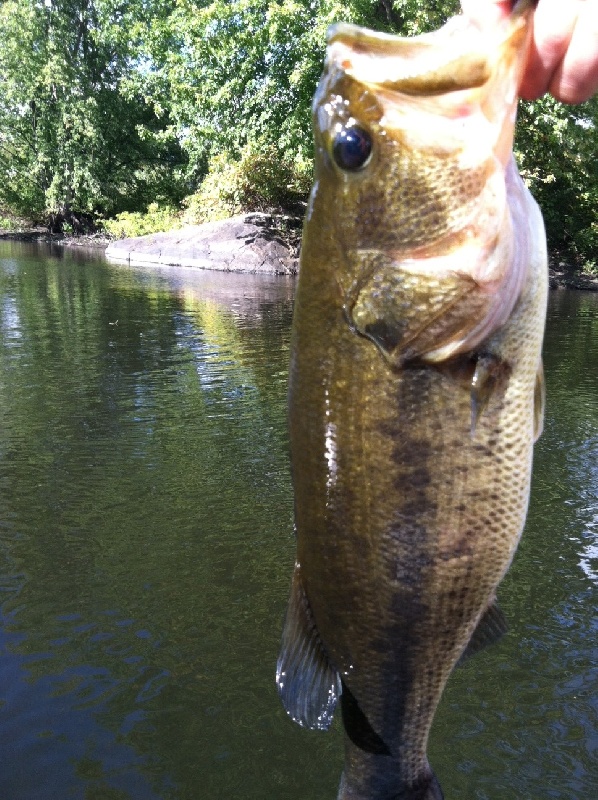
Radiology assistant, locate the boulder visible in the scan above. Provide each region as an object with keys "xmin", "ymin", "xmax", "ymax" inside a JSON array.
[{"xmin": 105, "ymin": 213, "xmax": 299, "ymax": 274}]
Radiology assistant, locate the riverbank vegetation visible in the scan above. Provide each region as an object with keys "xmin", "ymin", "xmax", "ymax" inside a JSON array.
[{"xmin": 1, "ymin": 1, "xmax": 597, "ymax": 272}]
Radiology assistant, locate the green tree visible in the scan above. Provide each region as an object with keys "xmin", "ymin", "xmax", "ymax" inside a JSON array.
[
  {"xmin": 516, "ymin": 95, "xmax": 598, "ymax": 271},
  {"xmin": 157, "ymin": 0, "xmax": 460, "ymax": 220},
  {"xmin": 160, "ymin": 0, "xmax": 459, "ymax": 173},
  {"xmin": 0, "ymin": 0, "xmax": 186, "ymax": 230}
]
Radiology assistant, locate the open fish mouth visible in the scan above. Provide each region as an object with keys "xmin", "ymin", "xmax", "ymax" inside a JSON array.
[{"xmin": 324, "ymin": 0, "xmax": 533, "ymax": 167}]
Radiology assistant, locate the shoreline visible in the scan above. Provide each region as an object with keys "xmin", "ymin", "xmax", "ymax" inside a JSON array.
[
  {"xmin": 0, "ymin": 230, "xmax": 112, "ymax": 248},
  {"xmin": 1, "ymin": 229, "xmax": 597, "ymax": 290}
]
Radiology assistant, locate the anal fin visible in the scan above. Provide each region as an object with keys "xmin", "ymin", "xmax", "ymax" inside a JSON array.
[
  {"xmin": 340, "ymin": 680, "xmax": 390, "ymax": 755},
  {"xmin": 409, "ymin": 772, "xmax": 444, "ymax": 800},
  {"xmin": 534, "ymin": 360, "xmax": 545, "ymax": 442},
  {"xmin": 422, "ymin": 773, "xmax": 445, "ymax": 800},
  {"xmin": 276, "ymin": 564, "xmax": 341, "ymax": 730}
]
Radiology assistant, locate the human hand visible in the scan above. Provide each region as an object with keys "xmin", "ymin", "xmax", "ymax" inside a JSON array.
[{"xmin": 460, "ymin": 0, "xmax": 598, "ymax": 104}]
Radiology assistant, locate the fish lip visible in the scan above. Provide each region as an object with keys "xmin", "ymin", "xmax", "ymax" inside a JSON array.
[
  {"xmin": 325, "ymin": 5, "xmax": 532, "ymax": 111},
  {"xmin": 326, "ymin": 21, "xmax": 491, "ymax": 95},
  {"xmin": 314, "ymin": 7, "xmax": 535, "ymax": 366}
]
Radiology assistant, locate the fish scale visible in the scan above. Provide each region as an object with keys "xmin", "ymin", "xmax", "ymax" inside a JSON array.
[{"xmin": 277, "ymin": 2, "xmax": 547, "ymax": 798}]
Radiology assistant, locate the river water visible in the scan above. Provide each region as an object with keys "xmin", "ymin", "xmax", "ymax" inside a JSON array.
[{"xmin": 0, "ymin": 241, "xmax": 596, "ymax": 799}]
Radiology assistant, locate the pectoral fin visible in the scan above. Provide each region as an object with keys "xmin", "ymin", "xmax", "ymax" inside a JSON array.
[
  {"xmin": 459, "ymin": 600, "xmax": 508, "ymax": 663},
  {"xmin": 276, "ymin": 564, "xmax": 341, "ymax": 730},
  {"xmin": 470, "ymin": 352, "xmax": 511, "ymax": 435}
]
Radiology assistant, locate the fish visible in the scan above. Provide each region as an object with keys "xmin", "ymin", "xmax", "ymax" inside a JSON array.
[{"xmin": 276, "ymin": 1, "xmax": 547, "ymax": 798}]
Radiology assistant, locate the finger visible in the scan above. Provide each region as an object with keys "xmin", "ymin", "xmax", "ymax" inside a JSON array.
[
  {"xmin": 549, "ymin": 0, "xmax": 598, "ymax": 103},
  {"xmin": 460, "ymin": 0, "xmax": 512, "ymax": 26},
  {"xmin": 519, "ymin": 0, "xmax": 581, "ymax": 100}
]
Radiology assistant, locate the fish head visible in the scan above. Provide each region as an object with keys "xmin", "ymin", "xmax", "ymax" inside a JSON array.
[{"xmin": 307, "ymin": 0, "xmax": 536, "ymax": 366}]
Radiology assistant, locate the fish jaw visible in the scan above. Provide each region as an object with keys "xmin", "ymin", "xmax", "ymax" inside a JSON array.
[{"xmin": 310, "ymin": 5, "xmax": 534, "ymax": 367}]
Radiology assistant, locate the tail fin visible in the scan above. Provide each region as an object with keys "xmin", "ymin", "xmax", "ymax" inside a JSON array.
[
  {"xmin": 337, "ymin": 769, "xmax": 444, "ymax": 799},
  {"xmin": 398, "ymin": 772, "xmax": 444, "ymax": 800},
  {"xmin": 421, "ymin": 772, "xmax": 444, "ymax": 800}
]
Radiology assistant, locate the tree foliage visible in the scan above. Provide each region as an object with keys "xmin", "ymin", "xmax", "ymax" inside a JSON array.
[
  {"xmin": 0, "ymin": 0, "xmax": 186, "ymax": 230},
  {"xmin": 0, "ymin": 0, "xmax": 596, "ymax": 267},
  {"xmin": 157, "ymin": 1, "xmax": 459, "ymax": 174},
  {"xmin": 516, "ymin": 96, "xmax": 598, "ymax": 270}
]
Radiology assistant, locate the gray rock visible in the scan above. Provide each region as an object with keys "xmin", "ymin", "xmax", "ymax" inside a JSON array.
[{"xmin": 105, "ymin": 213, "xmax": 299, "ymax": 274}]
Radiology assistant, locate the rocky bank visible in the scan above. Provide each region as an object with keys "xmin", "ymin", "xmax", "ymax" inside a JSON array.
[{"xmin": 104, "ymin": 213, "xmax": 301, "ymax": 275}]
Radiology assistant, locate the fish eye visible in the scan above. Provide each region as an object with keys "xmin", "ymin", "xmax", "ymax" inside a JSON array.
[{"xmin": 332, "ymin": 126, "xmax": 372, "ymax": 171}]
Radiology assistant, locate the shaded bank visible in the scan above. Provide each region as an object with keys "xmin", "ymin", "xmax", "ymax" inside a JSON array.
[
  {"xmin": 0, "ymin": 230, "xmax": 111, "ymax": 249},
  {"xmin": 549, "ymin": 264, "xmax": 598, "ymax": 291},
  {"xmin": 1, "ymin": 224, "xmax": 596, "ymax": 288}
]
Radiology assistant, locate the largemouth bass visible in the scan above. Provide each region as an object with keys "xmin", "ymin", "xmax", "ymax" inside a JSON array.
[{"xmin": 276, "ymin": 1, "xmax": 547, "ymax": 798}]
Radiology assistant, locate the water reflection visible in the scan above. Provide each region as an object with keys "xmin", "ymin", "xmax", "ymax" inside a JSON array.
[
  {"xmin": 0, "ymin": 242, "xmax": 596, "ymax": 799},
  {"xmin": 0, "ymin": 613, "xmax": 167, "ymax": 800},
  {"xmin": 542, "ymin": 291, "xmax": 598, "ymax": 591},
  {"xmin": 0, "ymin": 242, "xmax": 311, "ymax": 799}
]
